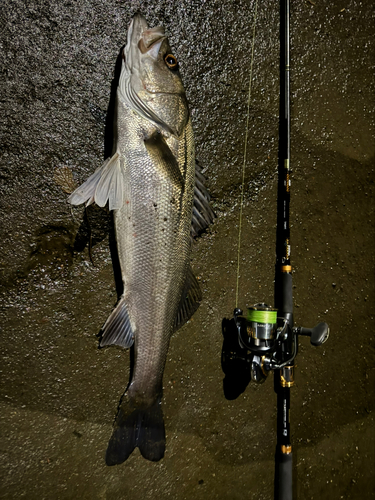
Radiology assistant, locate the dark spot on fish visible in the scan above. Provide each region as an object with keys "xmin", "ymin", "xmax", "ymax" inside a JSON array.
[
  {"xmin": 170, "ymin": 197, "xmax": 176, "ymax": 204},
  {"xmin": 73, "ymin": 430, "xmax": 82, "ymax": 438},
  {"xmin": 164, "ymin": 217, "xmax": 168, "ymax": 221},
  {"xmin": 198, "ymin": 479, "xmax": 204, "ymax": 485},
  {"xmin": 153, "ymin": 202, "xmax": 157, "ymax": 209}
]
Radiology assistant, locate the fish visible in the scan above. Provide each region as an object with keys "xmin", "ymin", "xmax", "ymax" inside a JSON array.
[{"xmin": 68, "ymin": 14, "xmax": 214, "ymax": 464}]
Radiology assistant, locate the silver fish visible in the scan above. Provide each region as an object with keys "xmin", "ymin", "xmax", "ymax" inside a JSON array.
[{"xmin": 68, "ymin": 14, "xmax": 214, "ymax": 464}]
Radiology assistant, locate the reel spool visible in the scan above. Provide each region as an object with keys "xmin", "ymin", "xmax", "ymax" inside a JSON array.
[{"xmin": 242, "ymin": 303, "xmax": 278, "ymax": 352}]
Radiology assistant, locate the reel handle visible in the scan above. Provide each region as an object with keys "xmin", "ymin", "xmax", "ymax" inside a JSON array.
[{"xmin": 298, "ymin": 322, "xmax": 329, "ymax": 346}]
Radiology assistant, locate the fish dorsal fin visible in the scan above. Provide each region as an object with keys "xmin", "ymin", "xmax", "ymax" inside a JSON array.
[
  {"xmin": 100, "ymin": 297, "xmax": 135, "ymax": 348},
  {"xmin": 67, "ymin": 153, "xmax": 124, "ymax": 211},
  {"xmin": 191, "ymin": 162, "xmax": 215, "ymax": 237},
  {"xmin": 174, "ymin": 267, "xmax": 202, "ymax": 332}
]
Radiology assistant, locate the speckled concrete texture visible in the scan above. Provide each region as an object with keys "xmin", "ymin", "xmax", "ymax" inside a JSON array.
[{"xmin": 0, "ymin": 1, "xmax": 374, "ymax": 499}]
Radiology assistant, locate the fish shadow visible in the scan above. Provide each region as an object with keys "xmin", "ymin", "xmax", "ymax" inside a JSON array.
[
  {"xmin": 73, "ymin": 46, "xmax": 125, "ymax": 302},
  {"xmin": 102, "ymin": 47, "xmax": 126, "ymax": 312},
  {"xmin": 71, "ymin": 46, "xmax": 126, "ymax": 354},
  {"xmin": 103, "ymin": 46, "xmax": 124, "ymax": 159}
]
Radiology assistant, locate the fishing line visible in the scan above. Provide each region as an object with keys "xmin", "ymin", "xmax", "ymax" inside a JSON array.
[
  {"xmin": 235, "ymin": 0, "xmax": 259, "ymax": 308},
  {"xmin": 247, "ymin": 308, "xmax": 277, "ymax": 325}
]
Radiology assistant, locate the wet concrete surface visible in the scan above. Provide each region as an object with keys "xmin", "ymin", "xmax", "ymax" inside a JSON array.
[{"xmin": 1, "ymin": 0, "xmax": 374, "ymax": 498}]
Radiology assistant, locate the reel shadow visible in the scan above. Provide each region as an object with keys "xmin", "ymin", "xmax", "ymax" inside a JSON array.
[{"xmin": 221, "ymin": 317, "xmax": 251, "ymax": 400}]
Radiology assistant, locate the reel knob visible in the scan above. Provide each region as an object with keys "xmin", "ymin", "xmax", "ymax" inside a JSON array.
[{"xmin": 299, "ymin": 322, "xmax": 329, "ymax": 346}]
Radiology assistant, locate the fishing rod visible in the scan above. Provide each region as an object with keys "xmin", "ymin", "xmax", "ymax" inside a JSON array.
[{"xmin": 221, "ymin": 1, "xmax": 329, "ymax": 499}]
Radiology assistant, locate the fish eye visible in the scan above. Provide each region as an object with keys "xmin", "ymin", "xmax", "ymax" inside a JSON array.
[{"xmin": 164, "ymin": 54, "xmax": 178, "ymax": 70}]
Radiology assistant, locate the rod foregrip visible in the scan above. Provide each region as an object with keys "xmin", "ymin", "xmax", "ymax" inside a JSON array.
[
  {"xmin": 275, "ymin": 271, "xmax": 293, "ymax": 319},
  {"xmin": 275, "ymin": 450, "xmax": 293, "ymax": 500}
]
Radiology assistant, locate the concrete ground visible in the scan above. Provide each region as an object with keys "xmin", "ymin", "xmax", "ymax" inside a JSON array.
[{"xmin": 0, "ymin": 0, "xmax": 374, "ymax": 499}]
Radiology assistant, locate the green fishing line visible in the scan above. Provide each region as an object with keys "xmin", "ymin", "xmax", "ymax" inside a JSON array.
[{"xmin": 247, "ymin": 309, "xmax": 277, "ymax": 324}]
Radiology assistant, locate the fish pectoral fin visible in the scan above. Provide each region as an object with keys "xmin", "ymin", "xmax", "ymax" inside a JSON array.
[
  {"xmin": 144, "ymin": 131, "xmax": 184, "ymax": 190},
  {"xmin": 174, "ymin": 266, "xmax": 202, "ymax": 331},
  {"xmin": 67, "ymin": 152, "xmax": 125, "ymax": 211},
  {"xmin": 100, "ymin": 297, "xmax": 134, "ymax": 348},
  {"xmin": 191, "ymin": 161, "xmax": 215, "ymax": 237}
]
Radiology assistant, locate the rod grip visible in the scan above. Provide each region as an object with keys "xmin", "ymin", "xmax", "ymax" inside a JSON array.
[
  {"xmin": 274, "ymin": 271, "xmax": 293, "ymax": 316},
  {"xmin": 275, "ymin": 450, "xmax": 293, "ymax": 500}
]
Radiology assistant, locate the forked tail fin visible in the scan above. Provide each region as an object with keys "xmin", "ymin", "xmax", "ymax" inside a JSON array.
[{"xmin": 105, "ymin": 398, "xmax": 165, "ymax": 465}]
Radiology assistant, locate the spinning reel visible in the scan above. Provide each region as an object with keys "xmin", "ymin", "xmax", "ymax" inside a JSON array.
[{"xmin": 221, "ymin": 304, "xmax": 329, "ymax": 396}]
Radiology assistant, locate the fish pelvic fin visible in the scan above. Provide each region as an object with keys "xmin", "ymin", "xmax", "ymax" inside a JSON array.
[
  {"xmin": 174, "ymin": 266, "xmax": 202, "ymax": 331},
  {"xmin": 100, "ymin": 297, "xmax": 134, "ymax": 348},
  {"xmin": 67, "ymin": 153, "xmax": 125, "ymax": 211},
  {"xmin": 191, "ymin": 162, "xmax": 215, "ymax": 238},
  {"xmin": 106, "ymin": 397, "xmax": 165, "ymax": 465}
]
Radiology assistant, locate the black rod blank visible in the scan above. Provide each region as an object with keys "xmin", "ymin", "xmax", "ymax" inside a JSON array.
[
  {"xmin": 274, "ymin": 0, "xmax": 294, "ymax": 499},
  {"xmin": 276, "ymin": 0, "xmax": 291, "ymax": 274}
]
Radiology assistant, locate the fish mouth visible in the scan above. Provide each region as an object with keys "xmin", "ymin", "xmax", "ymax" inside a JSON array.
[
  {"xmin": 127, "ymin": 13, "xmax": 148, "ymax": 44},
  {"xmin": 130, "ymin": 14, "xmax": 166, "ymax": 58}
]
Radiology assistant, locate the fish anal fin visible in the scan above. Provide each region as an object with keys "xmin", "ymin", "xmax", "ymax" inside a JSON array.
[
  {"xmin": 174, "ymin": 266, "xmax": 202, "ymax": 331},
  {"xmin": 100, "ymin": 297, "xmax": 134, "ymax": 348}
]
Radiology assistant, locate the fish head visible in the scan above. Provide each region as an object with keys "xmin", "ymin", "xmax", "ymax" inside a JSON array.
[{"xmin": 119, "ymin": 14, "xmax": 189, "ymax": 137}]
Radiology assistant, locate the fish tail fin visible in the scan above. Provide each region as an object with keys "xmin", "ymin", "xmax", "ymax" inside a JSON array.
[
  {"xmin": 137, "ymin": 399, "xmax": 166, "ymax": 461},
  {"xmin": 105, "ymin": 398, "xmax": 165, "ymax": 465}
]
